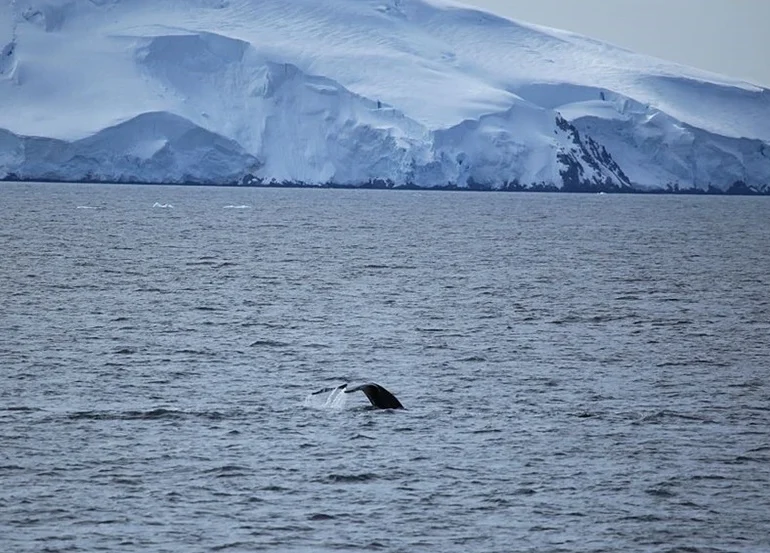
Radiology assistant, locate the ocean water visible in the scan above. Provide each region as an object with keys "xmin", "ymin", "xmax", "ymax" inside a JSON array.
[{"xmin": 1, "ymin": 182, "xmax": 769, "ymax": 553}]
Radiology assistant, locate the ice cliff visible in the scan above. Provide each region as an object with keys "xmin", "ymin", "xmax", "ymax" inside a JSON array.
[{"xmin": 1, "ymin": 0, "xmax": 768, "ymax": 192}]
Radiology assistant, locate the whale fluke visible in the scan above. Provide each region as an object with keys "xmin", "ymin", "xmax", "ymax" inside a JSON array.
[{"xmin": 344, "ymin": 383, "xmax": 404, "ymax": 410}]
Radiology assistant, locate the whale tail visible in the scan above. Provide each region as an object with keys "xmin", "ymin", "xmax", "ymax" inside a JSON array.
[{"xmin": 344, "ymin": 383, "xmax": 404, "ymax": 410}]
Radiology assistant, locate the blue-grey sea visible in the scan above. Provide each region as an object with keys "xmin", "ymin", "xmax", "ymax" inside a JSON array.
[{"xmin": 1, "ymin": 182, "xmax": 769, "ymax": 553}]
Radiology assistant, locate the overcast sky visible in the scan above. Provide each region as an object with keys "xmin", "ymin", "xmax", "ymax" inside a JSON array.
[{"xmin": 463, "ymin": 0, "xmax": 770, "ymax": 88}]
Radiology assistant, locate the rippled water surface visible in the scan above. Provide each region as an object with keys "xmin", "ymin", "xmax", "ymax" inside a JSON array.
[{"xmin": 2, "ymin": 183, "xmax": 769, "ymax": 553}]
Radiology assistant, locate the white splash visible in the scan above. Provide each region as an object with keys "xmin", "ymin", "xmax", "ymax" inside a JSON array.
[{"xmin": 303, "ymin": 386, "xmax": 348, "ymax": 410}]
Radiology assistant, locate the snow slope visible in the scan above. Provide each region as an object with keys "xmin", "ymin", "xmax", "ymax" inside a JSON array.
[{"xmin": 1, "ymin": 0, "xmax": 768, "ymax": 191}]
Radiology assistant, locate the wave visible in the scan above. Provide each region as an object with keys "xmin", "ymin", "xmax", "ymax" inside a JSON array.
[
  {"xmin": 324, "ymin": 472, "xmax": 379, "ymax": 483},
  {"xmin": 633, "ymin": 410, "xmax": 716, "ymax": 425},
  {"xmin": 62, "ymin": 408, "xmax": 235, "ymax": 421}
]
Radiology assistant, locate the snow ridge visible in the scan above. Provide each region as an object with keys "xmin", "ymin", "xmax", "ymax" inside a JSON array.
[{"xmin": 1, "ymin": 0, "xmax": 769, "ymax": 192}]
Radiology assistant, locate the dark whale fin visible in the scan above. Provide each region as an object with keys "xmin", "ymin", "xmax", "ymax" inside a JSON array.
[{"xmin": 344, "ymin": 383, "xmax": 404, "ymax": 410}]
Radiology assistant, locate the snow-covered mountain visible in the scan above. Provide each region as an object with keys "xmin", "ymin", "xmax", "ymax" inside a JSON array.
[{"xmin": 1, "ymin": 0, "xmax": 769, "ymax": 192}]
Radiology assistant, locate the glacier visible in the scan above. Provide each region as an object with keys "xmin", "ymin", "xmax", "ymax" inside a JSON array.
[{"xmin": 1, "ymin": 0, "xmax": 769, "ymax": 192}]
